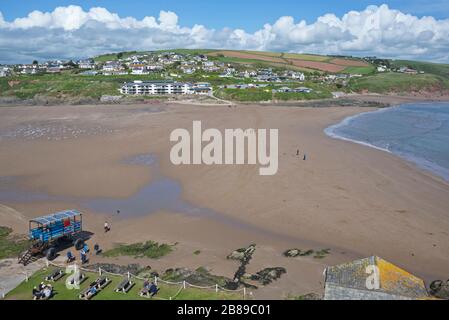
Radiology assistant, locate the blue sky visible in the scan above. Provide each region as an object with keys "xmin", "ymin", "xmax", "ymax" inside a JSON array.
[
  {"xmin": 1, "ymin": 0, "xmax": 449, "ymax": 31},
  {"xmin": 1, "ymin": 1, "xmax": 449, "ymax": 63}
]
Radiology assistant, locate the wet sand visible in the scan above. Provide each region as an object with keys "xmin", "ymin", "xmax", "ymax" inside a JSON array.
[{"xmin": 1, "ymin": 101, "xmax": 449, "ymax": 299}]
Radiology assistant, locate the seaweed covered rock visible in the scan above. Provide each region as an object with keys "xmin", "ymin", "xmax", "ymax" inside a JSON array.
[
  {"xmin": 429, "ymin": 279, "xmax": 449, "ymax": 299},
  {"xmin": 283, "ymin": 249, "xmax": 314, "ymax": 258},
  {"xmin": 250, "ymin": 267, "xmax": 287, "ymax": 285},
  {"xmin": 225, "ymin": 244, "xmax": 257, "ymax": 289},
  {"xmin": 162, "ymin": 267, "xmax": 230, "ymax": 287},
  {"xmin": 283, "ymin": 248, "xmax": 330, "ymax": 259},
  {"xmin": 290, "ymin": 293, "xmax": 322, "ymax": 300},
  {"xmin": 88, "ymin": 263, "xmax": 144, "ymax": 275},
  {"xmin": 227, "ymin": 244, "xmax": 256, "ymax": 261},
  {"xmin": 313, "ymin": 248, "xmax": 331, "ymax": 259}
]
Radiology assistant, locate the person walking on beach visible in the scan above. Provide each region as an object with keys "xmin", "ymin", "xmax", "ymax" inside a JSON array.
[
  {"xmin": 303, "ymin": 154, "xmax": 307, "ymax": 161},
  {"xmin": 104, "ymin": 221, "xmax": 110, "ymax": 233}
]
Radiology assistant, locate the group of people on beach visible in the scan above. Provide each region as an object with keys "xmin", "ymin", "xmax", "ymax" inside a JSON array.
[
  {"xmin": 32, "ymin": 282, "xmax": 53, "ymax": 300},
  {"xmin": 296, "ymin": 149, "xmax": 307, "ymax": 160}
]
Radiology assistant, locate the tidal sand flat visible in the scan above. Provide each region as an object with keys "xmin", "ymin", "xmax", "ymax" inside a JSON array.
[{"xmin": 1, "ymin": 102, "xmax": 449, "ymax": 298}]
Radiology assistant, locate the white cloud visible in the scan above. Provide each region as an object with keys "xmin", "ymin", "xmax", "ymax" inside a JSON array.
[{"xmin": 1, "ymin": 4, "xmax": 449, "ymax": 63}]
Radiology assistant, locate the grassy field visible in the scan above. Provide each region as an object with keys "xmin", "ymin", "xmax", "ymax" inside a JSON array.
[
  {"xmin": 207, "ymin": 55, "xmax": 314, "ymax": 72},
  {"xmin": 103, "ymin": 241, "xmax": 174, "ymax": 259},
  {"xmin": 0, "ymin": 72, "xmax": 167, "ymax": 100},
  {"xmin": 342, "ymin": 65, "xmax": 376, "ymax": 75},
  {"xmin": 215, "ymin": 82, "xmax": 334, "ymax": 102},
  {"xmin": 282, "ymin": 53, "xmax": 330, "ymax": 62},
  {"xmin": 348, "ymin": 72, "xmax": 449, "ymax": 93},
  {"xmin": 390, "ymin": 60, "xmax": 449, "ymax": 78},
  {"xmin": 0, "ymin": 226, "xmax": 29, "ymax": 259},
  {"xmin": 5, "ymin": 268, "xmax": 242, "ymax": 300}
]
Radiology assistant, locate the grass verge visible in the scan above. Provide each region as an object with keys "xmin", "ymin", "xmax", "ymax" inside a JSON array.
[
  {"xmin": 5, "ymin": 268, "xmax": 241, "ymax": 300},
  {"xmin": 103, "ymin": 241, "xmax": 174, "ymax": 259},
  {"xmin": 0, "ymin": 226, "xmax": 29, "ymax": 259}
]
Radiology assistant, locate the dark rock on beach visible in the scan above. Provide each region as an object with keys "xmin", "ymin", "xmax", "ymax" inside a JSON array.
[
  {"xmin": 283, "ymin": 248, "xmax": 314, "ymax": 257},
  {"xmin": 87, "ymin": 263, "xmax": 144, "ymax": 275},
  {"xmin": 250, "ymin": 267, "xmax": 287, "ymax": 285},
  {"xmin": 429, "ymin": 279, "xmax": 449, "ymax": 299}
]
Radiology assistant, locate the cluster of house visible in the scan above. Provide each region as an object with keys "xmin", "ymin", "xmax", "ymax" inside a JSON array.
[
  {"xmin": 2, "ymin": 61, "xmax": 74, "ymax": 76},
  {"xmin": 219, "ymin": 68, "xmax": 305, "ymax": 82},
  {"xmin": 396, "ymin": 66, "xmax": 423, "ymax": 74},
  {"xmin": 218, "ymin": 83, "xmax": 312, "ymax": 94},
  {"xmin": 79, "ymin": 52, "xmax": 226, "ymax": 76},
  {"xmin": 374, "ymin": 65, "xmax": 421, "ymax": 74},
  {"xmin": 120, "ymin": 80, "xmax": 212, "ymax": 96},
  {"xmin": 273, "ymin": 86, "xmax": 312, "ymax": 93},
  {"xmin": 219, "ymin": 83, "xmax": 269, "ymax": 90},
  {"xmin": 364, "ymin": 56, "xmax": 423, "ymax": 75}
]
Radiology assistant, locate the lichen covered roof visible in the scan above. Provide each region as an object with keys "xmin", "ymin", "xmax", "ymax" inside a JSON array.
[{"xmin": 325, "ymin": 256, "xmax": 428, "ymax": 299}]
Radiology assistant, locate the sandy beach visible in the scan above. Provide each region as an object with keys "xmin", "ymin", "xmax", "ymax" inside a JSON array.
[{"xmin": 1, "ymin": 99, "xmax": 449, "ymax": 299}]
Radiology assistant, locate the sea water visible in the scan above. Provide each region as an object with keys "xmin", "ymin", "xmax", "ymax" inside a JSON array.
[{"xmin": 325, "ymin": 102, "xmax": 449, "ymax": 182}]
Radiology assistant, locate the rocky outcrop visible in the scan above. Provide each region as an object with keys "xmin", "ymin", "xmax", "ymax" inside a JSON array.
[
  {"xmin": 250, "ymin": 267, "xmax": 286, "ymax": 285},
  {"xmin": 162, "ymin": 267, "xmax": 230, "ymax": 287},
  {"xmin": 430, "ymin": 279, "xmax": 449, "ymax": 299},
  {"xmin": 87, "ymin": 263, "xmax": 146, "ymax": 275},
  {"xmin": 283, "ymin": 248, "xmax": 330, "ymax": 259},
  {"xmin": 226, "ymin": 244, "xmax": 257, "ymax": 290},
  {"xmin": 283, "ymin": 249, "xmax": 314, "ymax": 258}
]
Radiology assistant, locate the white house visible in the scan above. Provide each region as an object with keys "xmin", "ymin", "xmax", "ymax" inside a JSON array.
[
  {"xmin": 102, "ymin": 61, "xmax": 123, "ymax": 72},
  {"xmin": 0, "ymin": 67, "xmax": 11, "ymax": 77},
  {"xmin": 78, "ymin": 59, "xmax": 95, "ymax": 69}
]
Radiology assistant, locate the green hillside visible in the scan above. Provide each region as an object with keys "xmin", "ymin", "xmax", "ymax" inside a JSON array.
[{"xmin": 2, "ymin": 49, "xmax": 449, "ymax": 104}]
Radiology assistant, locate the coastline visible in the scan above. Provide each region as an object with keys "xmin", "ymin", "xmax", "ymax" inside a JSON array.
[{"xmin": 324, "ymin": 101, "xmax": 449, "ymax": 184}]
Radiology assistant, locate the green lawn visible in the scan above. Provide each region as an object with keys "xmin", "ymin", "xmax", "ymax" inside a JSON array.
[
  {"xmin": 215, "ymin": 88, "xmax": 272, "ymax": 102},
  {"xmin": 390, "ymin": 60, "xmax": 449, "ymax": 78},
  {"xmin": 342, "ymin": 65, "xmax": 376, "ymax": 75},
  {"xmin": 0, "ymin": 73, "xmax": 167, "ymax": 100},
  {"xmin": 215, "ymin": 81, "xmax": 334, "ymax": 102},
  {"xmin": 5, "ymin": 268, "xmax": 242, "ymax": 300},
  {"xmin": 348, "ymin": 72, "xmax": 449, "ymax": 93},
  {"xmin": 282, "ymin": 53, "xmax": 331, "ymax": 62}
]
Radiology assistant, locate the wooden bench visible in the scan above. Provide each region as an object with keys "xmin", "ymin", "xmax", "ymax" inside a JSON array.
[
  {"xmin": 115, "ymin": 278, "xmax": 134, "ymax": 294},
  {"xmin": 139, "ymin": 287, "xmax": 160, "ymax": 299},
  {"xmin": 95, "ymin": 276, "xmax": 111, "ymax": 290},
  {"xmin": 79, "ymin": 286, "xmax": 97, "ymax": 300},
  {"xmin": 45, "ymin": 269, "xmax": 64, "ymax": 282},
  {"xmin": 78, "ymin": 276, "xmax": 111, "ymax": 300}
]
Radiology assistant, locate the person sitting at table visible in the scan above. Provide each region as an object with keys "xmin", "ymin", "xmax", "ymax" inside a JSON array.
[
  {"xmin": 32, "ymin": 286, "xmax": 42, "ymax": 299},
  {"xmin": 42, "ymin": 285, "xmax": 53, "ymax": 299},
  {"xmin": 149, "ymin": 282, "xmax": 159, "ymax": 297}
]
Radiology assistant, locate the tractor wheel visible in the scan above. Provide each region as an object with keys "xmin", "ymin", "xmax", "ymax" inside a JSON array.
[
  {"xmin": 46, "ymin": 247, "xmax": 56, "ymax": 261},
  {"xmin": 74, "ymin": 239, "xmax": 84, "ymax": 251}
]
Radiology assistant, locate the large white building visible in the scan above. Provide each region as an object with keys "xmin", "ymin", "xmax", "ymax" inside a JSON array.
[{"xmin": 120, "ymin": 80, "xmax": 211, "ymax": 95}]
